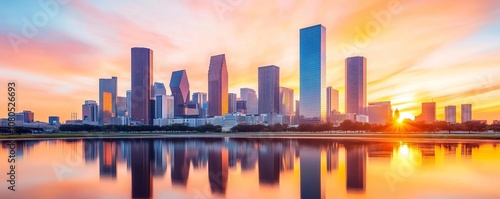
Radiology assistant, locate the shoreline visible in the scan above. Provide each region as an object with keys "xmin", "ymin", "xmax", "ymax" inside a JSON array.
[{"xmin": 1, "ymin": 132, "xmax": 500, "ymax": 142}]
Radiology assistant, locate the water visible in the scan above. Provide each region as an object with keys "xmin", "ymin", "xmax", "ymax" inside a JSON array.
[{"xmin": 1, "ymin": 137, "xmax": 500, "ymax": 199}]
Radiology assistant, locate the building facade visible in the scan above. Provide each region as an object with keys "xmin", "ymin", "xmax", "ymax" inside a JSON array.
[
  {"xmin": 82, "ymin": 100, "xmax": 98, "ymax": 124},
  {"xmin": 367, "ymin": 101, "xmax": 392, "ymax": 124},
  {"xmin": 445, "ymin": 105, "xmax": 457, "ymax": 123},
  {"xmin": 258, "ymin": 65, "xmax": 280, "ymax": 115},
  {"xmin": 240, "ymin": 88, "xmax": 258, "ymax": 115},
  {"xmin": 345, "ymin": 56, "xmax": 367, "ymax": 115},
  {"xmin": 228, "ymin": 93, "xmax": 237, "ymax": 113},
  {"xmin": 461, "ymin": 104, "xmax": 472, "ymax": 123},
  {"xmin": 326, "ymin": 86, "xmax": 339, "ymax": 121},
  {"xmin": 170, "ymin": 70, "xmax": 190, "ymax": 117},
  {"xmin": 299, "ymin": 24, "xmax": 326, "ymax": 122},
  {"xmin": 131, "ymin": 47, "xmax": 153, "ymax": 125},
  {"xmin": 208, "ymin": 54, "xmax": 229, "ymax": 116},
  {"xmin": 280, "ymin": 87, "xmax": 294, "ymax": 116},
  {"xmin": 415, "ymin": 102, "xmax": 436, "ymax": 123},
  {"xmin": 99, "ymin": 76, "xmax": 117, "ymax": 125}
]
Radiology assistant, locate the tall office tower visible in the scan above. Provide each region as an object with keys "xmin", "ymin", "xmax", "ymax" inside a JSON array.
[
  {"xmin": 192, "ymin": 92, "xmax": 208, "ymax": 108},
  {"xmin": 280, "ymin": 87, "xmax": 294, "ymax": 116},
  {"xmin": 345, "ymin": 56, "xmax": 367, "ymax": 115},
  {"xmin": 169, "ymin": 70, "xmax": 190, "ymax": 117},
  {"xmin": 116, "ymin": 96, "xmax": 127, "ymax": 117},
  {"xmin": 82, "ymin": 100, "xmax": 98, "ymax": 124},
  {"xmin": 445, "ymin": 105, "xmax": 457, "ymax": 123},
  {"xmin": 367, "ymin": 101, "xmax": 392, "ymax": 124},
  {"xmin": 415, "ymin": 102, "xmax": 436, "ymax": 123},
  {"xmin": 153, "ymin": 82, "xmax": 167, "ymax": 96},
  {"xmin": 461, "ymin": 104, "xmax": 472, "ymax": 123},
  {"xmin": 228, "ymin": 93, "xmax": 237, "ymax": 113},
  {"xmin": 240, "ymin": 88, "xmax": 258, "ymax": 115},
  {"xmin": 99, "ymin": 76, "xmax": 117, "ymax": 125},
  {"xmin": 258, "ymin": 65, "xmax": 280, "ymax": 115},
  {"xmin": 131, "ymin": 47, "xmax": 153, "ymax": 125},
  {"xmin": 126, "ymin": 90, "xmax": 132, "ymax": 117},
  {"xmin": 208, "ymin": 54, "xmax": 229, "ymax": 116},
  {"xmin": 300, "ymin": 24, "xmax": 326, "ymax": 122},
  {"xmin": 326, "ymin": 86, "xmax": 339, "ymax": 120},
  {"xmin": 155, "ymin": 95, "xmax": 174, "ymax": 119}
]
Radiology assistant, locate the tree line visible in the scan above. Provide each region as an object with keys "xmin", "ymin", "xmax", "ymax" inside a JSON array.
[{"xmin": 55, "ymin": 120, "xmax": 499, "ymax": 133}]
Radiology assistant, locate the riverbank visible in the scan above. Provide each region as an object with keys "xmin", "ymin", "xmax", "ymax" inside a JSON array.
[{"xmin": 1, "ymin": 131, "xmax": 500, "ymax": 141}]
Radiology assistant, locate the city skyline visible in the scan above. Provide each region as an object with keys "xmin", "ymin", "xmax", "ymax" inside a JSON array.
[{"xmin": 1, "ymin": 0, "xmax": 500, "ymax": 122}]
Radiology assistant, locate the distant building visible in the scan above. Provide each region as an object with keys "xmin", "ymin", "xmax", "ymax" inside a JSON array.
[
  {"xmin": 345, "ymin": 56, "xmax": 367, "ymax": 115},
  {"xmin": 236, "ymin": 100, "xmax": 247, "ymax": 114},
  {"xmin": 326, "ymin": 87, "xmax": 339, "ymax": 121},
  {"xmin": 192, "ymin": 92, "xmax": 208, "ymax": 108},
  {"xmin": 461, "ymin": 104, "xmax": 472, "ymax": 123},
  {"xmin": 356, "ymin": 115, "xmax": 369, "ymax": 123},
  {"xmin": 444, "ymin": 105, "xmax": 457, "ymax": 123},
  {"xmin": 155, "ymin": 95, "xmax": 174, "ymax": 119},
  {"xmin": 300, "ymin": 24, "xmax": 326, "ymax": 122},
  {"xmin": 208, "ymin": 54, "xmax": 229, "ymax": 116},
  {"xmin": 280, "ymin": 87, "xmax": 294, "ymax": 116},
  {"xmin": 169, "ymin": 70, "xmax": 190, "ymax": 117},
  {"xmin": 493, "ymin": 120, "xmax": 500, "ymax": 125},
  {"xmin": 367, "ymin": 102, "xmax": 392, "ymax": 124},
  {"xmin": 126, "ymin": 90, "xmax": 132, "ymax": 117},
  {"xmin": 228, "ymin": 93, "xmax": 237, "ymax": 113},
  {"xmin": 82, "ymin": 100, "xmax": 98, "ymax": 125},
  {"xmin": 99, "ymin": 76, "xmax": 117, "ymax": 125},
  {"xmin": 131, "ymin": 47, "xmax": 153, "ymax": 125},
  {"xmin": 415, "ymin": 102, "xmax": 436, "ymax": 123},
  {"xmin": 22, "ymin": 110, "xmax": 34, "ymax": 123},
  {"xmin": 153, "ymin": 82, "xmax": 167, "ymax": 96},
  {"xmin": 48, "ymin": 116, "xmax": 60, "ymax": 125},
  {"xmin": 240, "ymin": 88, "xmax": 258, "ymax": 115},
  {"xmin": 258, "ymin": 65, "xmax": 280, "ymax": 115},
  {"xmin": 117, "ymin": 96, "xmax": 127, "ymax": 117}
]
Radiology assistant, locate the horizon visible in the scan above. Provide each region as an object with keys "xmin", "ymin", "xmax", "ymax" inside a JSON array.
[{"xmin": 1, "ymin": 0, "xmax": 500, "ymax": 123}]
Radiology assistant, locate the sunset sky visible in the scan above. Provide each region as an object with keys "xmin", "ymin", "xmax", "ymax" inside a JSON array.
[{"xmin": 1, "ymin": 0, "xmax": 500, "ymax": 123}]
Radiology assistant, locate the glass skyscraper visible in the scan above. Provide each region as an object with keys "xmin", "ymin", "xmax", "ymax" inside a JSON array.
[
  {"xmin": 240, "ymin": 88, "xmax": 258, "ymax": 115},
  {"xmin": 345, "ymin": 56, "xmax": 367, "ymax": 115},
  {"xmin": 258, "ymin": 65, "xmax": 280, "ymax": 115},
  {"xmin": 169, "ymin": 70, "xmax": 190, "ymax": 117},
  {"xmin": 208, "ymin": 54, "xmax": 229, "ymax": 116},
  {"xmin": 299, "ymin": 24, "xmax": 326, "ymax": 122},
  {"xmin": 131, "ymin": 47, "xmax": 153, "ymax": 125},
  {"xmin": 99, "ymin": 76, "xmax": 117, "ymax": 125}
]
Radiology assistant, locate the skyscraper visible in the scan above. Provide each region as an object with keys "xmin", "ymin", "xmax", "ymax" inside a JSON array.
[
  {"xmin": 415, "ymin": 102, "xmax": 436, "ymax": 123},
  {"xmin": 126, "ymin": 90, "xmax": 132, "ymax": 117},
  {"xmin": 82, "ymin": 100, "xmax": 98, "ymax": 124},
  {"xmin": 300, "ymin": 24, "xmax": 326, "ymax": 122},
  {"xmin": 445, "ymin": 105, "xmax": 457, "ymax": 123},
  {"xmin": 326, "ymin": 86, "xmax": 339, "ymax": 120},
  {"xmin": 228, "ymin": 93, "xmax": 237, "ymax": 113},
  {"xmin": 99, "ymin": 76, "xmax": 117, "ymax": 125},
  {"xmin": 169, "ymin": 70, "xmax": 190, "ymax": 117},
  {"xmin": 367, "ymin": 101, "xmax": 392, "ymax": 124},
  {"xmin": 131, "ymin": 47, "xmax": 153, "ymax": 125},
  {"xmin": 345, "ymin": 56, "xmax": 367, "ymax": 115},
  {"xmin": 280, "ymin": 87, "xmax": 294, "ymax": 116},
  {"xmin": 461, "ymin": 104, "xmax": 472, "ymax": 123},
  {"xmin": 208, "ymin": 54, "xmax": 228, "ymax": 116},
  {"xmin": 155, "ymin": 94, "xmax": 174, "ymax": 119},
  {"xmin": 258, "ymin": 65, "xmax": 280, "ymax": 115},
  {"xmin": 240, "ymin": 88, "xmax": 258, "ymax": 115},
  {"xmin": 236, "ymin": 100, "xmax": 247, "ymax": 114},
  {"xmin": 192, "ymin": 92, "xmax": 208, "ymax": 108},
  {"xmin": 116, "ymin": 96, "xmax": 127, "ymax": 117},
  {"xmin": 153, "ymin": 82, "xmax": 167, "ymax": 96}
]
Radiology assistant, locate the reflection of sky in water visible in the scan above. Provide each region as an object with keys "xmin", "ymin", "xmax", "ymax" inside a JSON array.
[{"xmin": 0, "ymin": 139, "xmax": 499, "ymax": 199}]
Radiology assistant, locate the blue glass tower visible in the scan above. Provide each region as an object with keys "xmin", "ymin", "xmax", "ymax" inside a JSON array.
[{"xmin": 299, "ymin": 24, "xmax": 326, "ymax": 122}]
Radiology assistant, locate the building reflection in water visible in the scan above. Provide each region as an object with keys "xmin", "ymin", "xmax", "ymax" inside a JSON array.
[
  {"xmin": 99, "ymin": 141, "xmax": 117, "ymax": 179},
  {"xmin": 345, "ymin": 144, "xmax": 366, "ymax": 192},
  {"xmin": 241, "ymin": 144, "xmax": 257, "ymax": 171},
  {"xmin": 326, "ymin": 144, "xmax": 338, "ymax": 172},
  {"xmin": 171, "ymin": 142, "xmax": 190, "ymax": 186},
  {"xmin": 208, "ymin": 147, "xmax": 228, "ymax": 194},
  {"xmin": 131, "ymin": 139, "xmax": 152, "ymax": 199},
  {"xmin": 258, "ymin": 143, "xmax": 281, "ymax": 185},
  {"xmin": 281, "ymin": 141, "xmax": 295, "ymax": 171},
  {"xmin": 300, "ymin": 145, "xmax": 324, "ymax": 199},
  {"xmin": 152, "ymin": 140, "xmax": 167, "ymax": 177}
]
